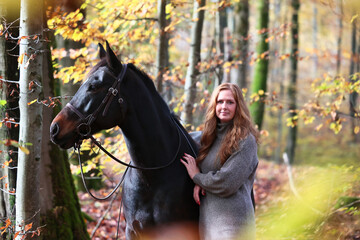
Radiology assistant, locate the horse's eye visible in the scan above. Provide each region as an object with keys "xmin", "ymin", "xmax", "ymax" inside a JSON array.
[{"xmin": 88, "ymin": 83, "xmax": 100, "ymax": 91}]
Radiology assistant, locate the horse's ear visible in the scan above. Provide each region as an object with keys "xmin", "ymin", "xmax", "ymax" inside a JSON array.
[
  {"xmin": 105, "ymin": 41, "xmax": 121, "ymax": 69},
  {"xmin": 98, "ymin": 43, "xmax": 106, "ymax": 59}
]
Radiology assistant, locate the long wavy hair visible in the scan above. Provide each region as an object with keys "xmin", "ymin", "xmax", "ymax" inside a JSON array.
[{"xmin": 197, "ymin": 83, "xmax": 260, "ymax": 165}]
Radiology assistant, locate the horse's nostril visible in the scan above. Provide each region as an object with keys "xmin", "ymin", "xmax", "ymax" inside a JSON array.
[{"xmin": 50, "ymin": 123, "xmax": 60, "ymax": 137}]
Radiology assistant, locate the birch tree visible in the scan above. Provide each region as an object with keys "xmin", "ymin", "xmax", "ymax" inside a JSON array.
[
  {"xmin": 181, "ymin": 0, "xmax": 206, "ymax": 129},
  {"xmin": 16, "ymin": 0, "xmax": 43, "ymax": 237}
]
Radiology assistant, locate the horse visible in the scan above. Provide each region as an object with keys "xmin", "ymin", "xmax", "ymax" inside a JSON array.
[{"xmin": 50, "ymin": 42, "xmax": 199, "ymax": 239}]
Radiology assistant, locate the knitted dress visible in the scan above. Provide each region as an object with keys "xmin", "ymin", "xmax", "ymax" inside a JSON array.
[{"xmin": 191, "ymin": 123, "xmax": 258, "ymax": 240}]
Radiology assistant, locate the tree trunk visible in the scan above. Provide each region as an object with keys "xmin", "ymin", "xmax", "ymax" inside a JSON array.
[
  {"xmin": 336, "ymin": 0, "xmax": 343, "ymax": 76},
  {"xmin": 181, "ymin": 0, "xmax": 206, "ymax": 129},
  {"xmin": 286, "ymin": 0, "xmax": 300, "ymax": 164},
  {"xmin": 215, "ymin": 0, "xmax": 227, "ymax": 85},
  {"xmin": 272, "ymin": 0, "xmax": 285, "ymax": 163},
  {"xmin": 15, "ymin": 0, "xmax": 43, "ymax": 238},
  {"xmin": 40, "ymin": 33, "xmax": 89, "ymax": 239},
  {"xmin": 155, "ymin": 0, "xmax": 170, "ymax": 95},
  {"xmin": 349, "ymin": 16, "xmax": 359, "ymax": 143},
  {"xmin": 0, "ymin": 11, "xmax": 11, "ymax": 235},
  {"xmin": 312, "ymin": 1, "xmax": 318, "ymax": 79},
  {"xmin": 233, "ymin": 0, "xmax": 249, "ymax": 89},
  {"xmin": 223, "ymin": 28, "xmax": 232, "ymax": 83},
  {"xmin": 0, "ymin": 1, "xmax": 20, "ymax": 238},
  {"xmin": 249, "ymin": 0, "xmax": 269, "ymax": 130}
]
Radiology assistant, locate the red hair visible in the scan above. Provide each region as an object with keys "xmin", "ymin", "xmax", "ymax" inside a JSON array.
[{"xmin": 197, "ymin": 83, "xmax": 259, "ymax": 165}]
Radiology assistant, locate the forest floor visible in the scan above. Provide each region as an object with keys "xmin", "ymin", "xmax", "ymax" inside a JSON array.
[{"xmin": 78, "ymin": 159, "xmax": 360, "ymax": 240}]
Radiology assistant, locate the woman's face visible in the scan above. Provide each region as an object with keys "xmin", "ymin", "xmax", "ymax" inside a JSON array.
[{"xmin": 215, "ymin": 89, "xmax": 237, "ymax": 123}]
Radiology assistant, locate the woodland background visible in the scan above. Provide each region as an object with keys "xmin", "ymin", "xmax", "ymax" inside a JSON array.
[{"xmin": 0, "ymin": 0, "xmax": 359, "ymax": 239}]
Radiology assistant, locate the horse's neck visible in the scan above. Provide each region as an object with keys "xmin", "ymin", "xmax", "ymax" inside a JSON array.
[{"xmin": 120, "ymin": 99, "xmax": 178, "ymax": 168}]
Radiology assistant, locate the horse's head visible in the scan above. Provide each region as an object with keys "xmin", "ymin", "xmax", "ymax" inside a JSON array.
[{"xmin": 50, "ymin": 42, "xmax": 128, "ymax": 149}]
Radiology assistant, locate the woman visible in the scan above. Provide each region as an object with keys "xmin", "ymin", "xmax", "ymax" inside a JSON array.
[{"xmin": 181, "ymin": 83, "xmax": 259, "ymax": 240}]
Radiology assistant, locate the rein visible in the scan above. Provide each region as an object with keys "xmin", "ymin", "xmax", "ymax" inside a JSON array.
[
  {"xmin": 68, "ymin": 61, "xmax": 197, "ymax": 239},
  {"xmin": 68, "ymin": 62, "xmax": 196, "ymax": 171}
]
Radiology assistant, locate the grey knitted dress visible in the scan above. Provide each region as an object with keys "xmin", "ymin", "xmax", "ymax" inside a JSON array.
[{"xmin": 191, "ymin": 123, "xmax": 258, "ymax": 240}]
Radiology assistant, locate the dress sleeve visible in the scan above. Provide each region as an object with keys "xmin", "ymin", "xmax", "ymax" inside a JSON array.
[{"xmin": 192, "ymin": 134, "xmax": 258, "ymax": 198}]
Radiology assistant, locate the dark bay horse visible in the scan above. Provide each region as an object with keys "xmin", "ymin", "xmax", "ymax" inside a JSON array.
[{"xmin": 50, "ymin": 42, "xmax": 199, "ymax": 239}]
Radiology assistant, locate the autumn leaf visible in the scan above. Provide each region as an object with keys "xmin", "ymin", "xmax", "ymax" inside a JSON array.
[
  {"xmin": 354, "ymin": 126, "xmax": 359, "ymax": 134},
  {"xmin": 18, "ymin": 53, "xmax": 25, "ymax": 64},
  {"xmin": 18, "ymin": 146, "xmax": 30, "ymax": 155},
  {"xmin": 24, "ymin": 223, "xmax": 33, "ymax": 232},
  {"xmin": 27, "ymin": 99, "xmax": 37, "ymax": 106}
]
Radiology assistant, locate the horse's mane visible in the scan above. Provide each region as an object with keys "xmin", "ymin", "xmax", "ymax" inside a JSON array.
[
  {"xmin": 89, "ymin": 58, "xmax": 171, "ymax": 115},
  {"xmin": 127, "ymin": 63, "xmax": 171, "ymax": 115}
]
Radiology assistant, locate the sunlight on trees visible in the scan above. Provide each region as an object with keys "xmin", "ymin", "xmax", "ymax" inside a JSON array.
[{"xmin": 0, "ymin": 0, "xmax": 359, "ymax": 238}]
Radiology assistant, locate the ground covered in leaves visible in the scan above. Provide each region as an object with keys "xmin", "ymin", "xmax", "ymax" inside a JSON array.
[{"xmin": 79, "ymin": 160, "xmax": 360, "ymax": 239}]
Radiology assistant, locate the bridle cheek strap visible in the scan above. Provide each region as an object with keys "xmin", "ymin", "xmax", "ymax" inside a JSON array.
[
  {"xmin": 66, "ymin": 63, "xmax": 128, "ymax": 139},
  {"xmin": 102, "ymin": 64, "xmax": 128, "ymax": 117}
]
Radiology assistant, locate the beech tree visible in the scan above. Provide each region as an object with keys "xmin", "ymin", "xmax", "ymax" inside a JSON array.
[
  {"xmin": 233, "ymin": 0, "xmax": 249, "ymax": 89},
  {"xmin": 286, "ymin": 0, "xmax": 300, "ymax": 164},
  {"xmin": 250, "ymin": 0, "xmax": 269, "ymax": 130},
  {"xmin": 181, "ymin": 0, "xmax": 206, "ymax": 129},
  {"xmin": 155, "ymin": 0, "xmax": 170, "ymax": 94}
]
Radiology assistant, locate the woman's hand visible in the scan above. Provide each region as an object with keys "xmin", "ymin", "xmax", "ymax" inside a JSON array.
[
  {"xmin": 180, "ymin": 153, "xmax": 200, "ymax": 179},
  {"xmin": 193, "ymin": 185, "xmax": 205, "ymax": 205}
]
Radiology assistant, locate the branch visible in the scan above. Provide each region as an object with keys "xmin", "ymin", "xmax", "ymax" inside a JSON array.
[
  {"xmin": 0, "ymin": 79, "xmax": 19, "ymax": 84},
  {"xmin": 90, "ymin": 190, "xmax": 121, "ymax": 238},
  {"xmin": 282, "ymin": 153, "xmax": 324, "ymax": 215},
  {"xmin": 0, "ymin": 187, "xmax": 16, "ymax": 196},
  {"xmin": 115, "ymin": 15, "xmax": 158, "ymax": 22},
  {"xmin": 282, "ymin": 153, "xmax": 300, "ymax": 198}
]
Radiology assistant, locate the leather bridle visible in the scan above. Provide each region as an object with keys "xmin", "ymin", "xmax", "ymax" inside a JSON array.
[
  {"xmin": 66, "ymin": 64, "xmax": 128, "ymax": 139},
  {"xmin": 66, "ymin": 63, "xmax": 196, "ymax": 172}
]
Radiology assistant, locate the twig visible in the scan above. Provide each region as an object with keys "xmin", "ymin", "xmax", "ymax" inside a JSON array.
[
  {"xmin": 0, "ymin": 79, "xmax": 19, "ymax": 84},
  {"xmin": 282, "ymin": 153, "xmax": 300, "ymax": 198},
  {"xmin": 0, "ymin": 187, "xmax": 15, "ymax": 196},
  {"xmin": 90, "ymin": 189, "xmax": 121, "ymax": 239},
  {"xmin": 282, "ymin": 153, "xmax": 324, "ymax": 215}
]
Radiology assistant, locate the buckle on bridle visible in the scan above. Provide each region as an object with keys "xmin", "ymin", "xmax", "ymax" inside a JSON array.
[
  {"xmin": 77, "ymin": 122, "xmax": 92, "ymax": 138},
  {"xmin": 109, "ymin": 87, "xmax": 118, "ymax": 96}
]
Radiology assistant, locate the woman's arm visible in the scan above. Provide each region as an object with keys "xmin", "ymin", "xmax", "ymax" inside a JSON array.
[{"xmin": 193, "ymin": 134, "xmax": 258, "ymax": 198}]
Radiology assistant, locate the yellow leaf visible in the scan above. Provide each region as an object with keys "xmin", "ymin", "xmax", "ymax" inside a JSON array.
[
  {"xmin": 18, "ymin": 53, "xmax": 25, "ymax": 64},
  {"xmin": 351, "ymin": 14, "xmax": 358, "ymax": 23},
  {"xmin": 355, "ymin": 126, "xmax": 360, "ymax": 134},
  {"xmin": 27, "ymin": 99, "xmax": 37, "ymax": 105},
  {"xmin": 258, "ymin": 90, "xmax": 264, "ymax": 95},
  {"xmin": 315, "ymin": 124, "xmax": 323, "ymax": 131},
  {"xmin": 19, "ymin": 146, "xmax": 30, "ymax": 155}
]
